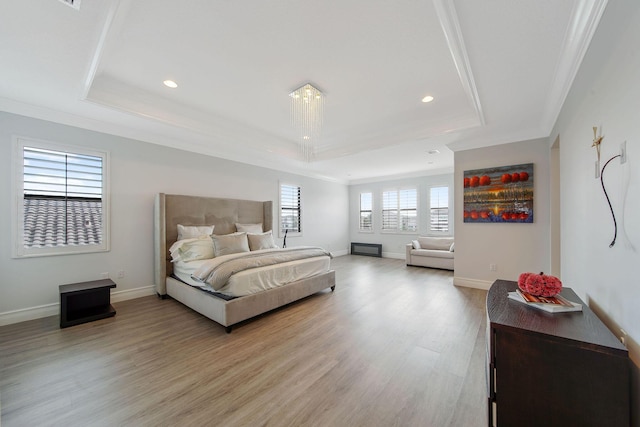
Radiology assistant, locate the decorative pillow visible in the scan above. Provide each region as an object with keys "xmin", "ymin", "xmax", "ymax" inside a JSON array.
[
  {"xmin": 235, "ymin": 223, "xmax": 263, "ymax": 233},
  {"xmin": 412, "ymin": 240, "xmax": 421, "ymax": 249},
  {"xmin": 212, "ymin": 232, "xmax": 250, "ymax": 257},
  {"xmin": 450, "ymin": 242, "xmax": 455, "ymax": 252},
  {"xmin": 177, "ymin": 224, "xmax": 215, "ymax": 240},
  {"xmin": 247, "ymin": 231, "xmax": 277, "ymax": 251},
  {"xmin": 169, "ymin": 236, "xmax": 214, "ymax": 262}
]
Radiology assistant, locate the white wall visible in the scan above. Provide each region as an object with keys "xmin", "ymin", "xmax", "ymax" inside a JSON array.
[
  {"xmin": 453, "ymin": 138, "xmax": 550, "ymax": 289},
  {"xmin": 0, "ymin": 112, "xmax": 349, "ymax": 324},
  {"xmin": 349, "ymin": 173, "xmax": 454, "ymax": 259},
  {"xmin": 549, "ymin": 0, "xmax": 640, "ymax": 392}
]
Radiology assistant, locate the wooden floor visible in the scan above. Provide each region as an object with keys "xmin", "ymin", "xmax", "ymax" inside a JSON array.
[{"xmin": 0, "ymin": 256, "xmax": 488, "ymax": 427}]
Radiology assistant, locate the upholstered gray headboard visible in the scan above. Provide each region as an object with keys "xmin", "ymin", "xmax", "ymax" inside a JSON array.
[{"xmin": 154, "ymin": 193, "xmax": 273, "ymax": 295}]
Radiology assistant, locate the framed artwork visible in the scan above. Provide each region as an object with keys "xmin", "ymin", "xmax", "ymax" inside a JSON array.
[{"xmin": 463, "ymin": 163, "xmax": 534, "ymax": 223}]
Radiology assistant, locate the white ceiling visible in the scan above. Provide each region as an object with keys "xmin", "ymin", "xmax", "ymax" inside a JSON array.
[{"xmin": 0, "ymin": 0, "xmax": 607, "ymax": 184}]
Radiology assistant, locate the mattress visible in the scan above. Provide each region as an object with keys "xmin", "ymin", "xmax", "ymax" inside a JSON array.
[{"xmin": 173, "ymin": 255, "xmax": 331, "ymax": 297}]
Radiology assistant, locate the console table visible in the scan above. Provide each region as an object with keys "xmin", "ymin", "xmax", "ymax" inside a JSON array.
[
  {"xmin": 486, "ymin": 280, "xmax": 629, "ymax": 427},
  {"xmin": 59, "ymin": 279, "xmax": 116, "ymax": 328}
]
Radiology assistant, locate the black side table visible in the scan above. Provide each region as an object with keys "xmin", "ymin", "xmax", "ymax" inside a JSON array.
[{"xmin": 59, "ymin": 279, "xmax": 116, "ymax": 328}]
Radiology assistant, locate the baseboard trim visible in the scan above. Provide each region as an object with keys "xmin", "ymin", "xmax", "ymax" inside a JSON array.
[
  {"xmin": 0, "ymin": 303, "xmax": 58, "ymax": 327},
  {"xmin": 0, "ymin": 285, "xmax": 156, "ymax": 326},
  {"xmin": 382, "ymin": 252, "xmax": 404, "ymax": 260},
  {"xmin": 454, "ymin": 277, "xmax": 492, "ymax": 290},
  {"xmin": 589, "ymin": 298, "xmax": 640, "ymax": 369},
  {"xmin": 111, "ymin": 285, "xmax": 155, "ymax": 303},
  {"xmin": 331, "ymin": 249, "xmax": 349, "ymax": 257}
]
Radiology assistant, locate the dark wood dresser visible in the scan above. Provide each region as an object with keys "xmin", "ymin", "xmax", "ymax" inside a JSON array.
[{"xmin": 486, "ymin": 280, "xmax": 630, "ymax": 427}]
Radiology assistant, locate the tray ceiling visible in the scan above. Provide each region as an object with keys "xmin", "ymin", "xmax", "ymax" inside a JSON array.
[{"xmin": 0, "ymin": 0, "xmax": 607, "ymax": 182}]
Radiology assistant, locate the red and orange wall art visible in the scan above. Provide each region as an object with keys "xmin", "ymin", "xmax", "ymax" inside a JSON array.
[{"xmin": 463, "ymin": 163, "xmax": 534, "ymax": 223}]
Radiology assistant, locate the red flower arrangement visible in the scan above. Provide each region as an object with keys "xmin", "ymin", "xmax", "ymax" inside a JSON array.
[{"xmin": 518, "ymin": 272, "xmax": 562, "ymax": 297}]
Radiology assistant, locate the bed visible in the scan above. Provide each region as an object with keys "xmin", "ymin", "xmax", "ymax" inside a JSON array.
[{"xmin": 154, "ymin": 193, "xmax": 336, "ymax": 332}]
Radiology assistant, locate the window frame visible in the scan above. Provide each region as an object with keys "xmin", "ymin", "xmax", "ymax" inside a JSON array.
[
  {"xmin": 381, "ymin": 187, "xmax": 418, "ymax": 234},
  {"xmin": 279, "ymin": 182, "xmax": 302, "ymax": 238},
  {"xmin": 429, "ymin": 185, "xmax": 450, "ymax": 233},
  {"xmin": 12, "ymin": 136, "xmax": 110, "ymax": 258},
  {"xmin": 358, "ymin": 191, "xmax": 373, "ymax": 233}
]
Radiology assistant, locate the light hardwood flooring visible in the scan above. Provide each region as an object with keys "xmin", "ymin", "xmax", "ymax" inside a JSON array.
[{"xmin": 0, "ymin": 256, "xmax": 488, "ymax": 427}]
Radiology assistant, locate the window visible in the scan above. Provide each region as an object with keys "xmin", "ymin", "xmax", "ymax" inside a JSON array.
[
  {"xmin": 12, "ymin": 137, "xmax": 109, "ymax": 257},
  {"xmin": 359, "ymin": 192, "xmax": 373, "ymax": 232},
  {"xmin": 430, "ymin": 186, "xmax": 449, "ymax": 232},
  {"xmin": 280, "ymin": 183, "xmax": 301, "ymax": 235},
  {"xmin": 382, "ymin": 188, "xmax": 417, "ymax": 232}
]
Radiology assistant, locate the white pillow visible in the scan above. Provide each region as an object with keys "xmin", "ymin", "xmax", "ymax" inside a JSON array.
[
  {"xmin": 412, "ymin": 240, "xmax": 421, "ymax": 249},
  {"xmin": 450, "ymin": 242, "xmax": 455, "ymax": 252},
  {"xmin": 177, "ymin": 224, "xmax": 215, "ymax": 240},
  {"xmin": 247, "ymin": 231, "xmax": 277, "ymax": 251},
  {"xmin": 212, "ymin": 232, "xmax": 250, "ymax": 257},
  {"xmin": 235, "ymin": 223, "xmax": 263, "ymax": 233},
  {"xmin": 169, "ymin": 236, "xmax": 214, "ymax": 262}
]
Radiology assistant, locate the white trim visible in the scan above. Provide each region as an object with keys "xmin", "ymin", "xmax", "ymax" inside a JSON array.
[
  {"xmin": 0, "ymin": 303, "xmax": 59, "ymax": 327},
  {"xmin": 0, "ymin": 285, "xmax": 155, "ymax": 326},
  {"xmin": 0, "ymin": 96, "xmax": 349, "ymax": 186},
  {"xmin": 81, "ymin": 0, "xmax": 124, "ymax": 99},
  {"xmin": 11, "ymin": 136, "xmax": 111, "ymax": 258},
  {"xmin": 432, "ymin": 0, "xmax": 485, "ymax": 127},
  {"xmin": 453, "ymin": 276, "xmax": 492, "ymax": 290},
  {"xmin": 111, "ymin": 285, "xmax": 156, "ymax": 302},
  {"xmin": 382, "ymin": 251, "xmax": 405, "ymax": 260},
  {"xmin": 348, "ymin": 167, "xmax": 454, "ymax": 186},
  {"xmin": 331, "ymin": 249, "xmax": 349, "ymax": 257},
  {"xmin": 540, "ymin": 0, "xmax": 609, "ymax": 133},
  {"xmin": 588, "ymin": 300, "xmax": 640, "ymax": 368}
]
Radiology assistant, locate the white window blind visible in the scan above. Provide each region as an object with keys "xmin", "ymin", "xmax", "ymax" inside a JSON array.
[
  {"xmin": 359, "ymin": 192, "xmax": 372, "ymax": 231},
  {"xmin": 13, "ymin": 138, "xmax": 110, "ymax": 257},
  {"xmin": 399, "ymin": 189, "xmax": 417, "ymax": 232},
  {"xmin": 280, "ymin": 184, "xmax": 301, "ymax": 233},
  {"xmin": 382, "ymin": 190, "xmax": 398, "ymax": 230},
  {"xmin": 382, "ymin": 188, "xmax": 417, "ymax": 232},
  {"xmin": 430, "ymin": 186, "xmax": 449, "ymax": 232}
]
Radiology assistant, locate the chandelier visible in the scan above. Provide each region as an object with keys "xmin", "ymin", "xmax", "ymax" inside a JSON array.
[{"xmin": 289, "ymin": 83, "xmax": 324, "ymax": 162}]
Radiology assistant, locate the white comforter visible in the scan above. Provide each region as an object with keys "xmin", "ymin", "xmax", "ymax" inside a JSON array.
[
  {"xmin": 174, "ymin": 247, "xmax": 332, "ymax": 297},
  {"xmin": 192, "ymin": 246, "xmax": 331, "ymax": 290}
]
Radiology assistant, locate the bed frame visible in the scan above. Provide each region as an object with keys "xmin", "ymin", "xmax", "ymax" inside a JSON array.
[{"xmin": 154, "ymin": 193, "xmax": 335, "ymax": 332}]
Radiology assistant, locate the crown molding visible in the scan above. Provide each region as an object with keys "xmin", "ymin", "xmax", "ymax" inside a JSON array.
[
  {"xmin": 541, "ymin": 0, "xmax": 609, "ymax": 132},
  {"xmin": 432, "ymin": 0, "xmax": 486, "ymax": 127}
]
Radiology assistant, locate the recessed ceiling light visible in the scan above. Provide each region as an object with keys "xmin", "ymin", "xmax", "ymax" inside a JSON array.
[
  {"xmin": 427, "ymin": 149, "xmax": 440, "ymax": 155},
  {"xmin": 163, "ymin": 80, "xmax": 178, "ymax": 89},
  {"xmin": 422, "ymin": 95, "xmax": 434, "ymax": 103}
]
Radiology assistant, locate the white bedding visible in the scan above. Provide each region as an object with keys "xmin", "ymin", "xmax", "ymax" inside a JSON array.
[{"xmin": 174, "ymin": 255, "xmax": 331, "ymax": 297}]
